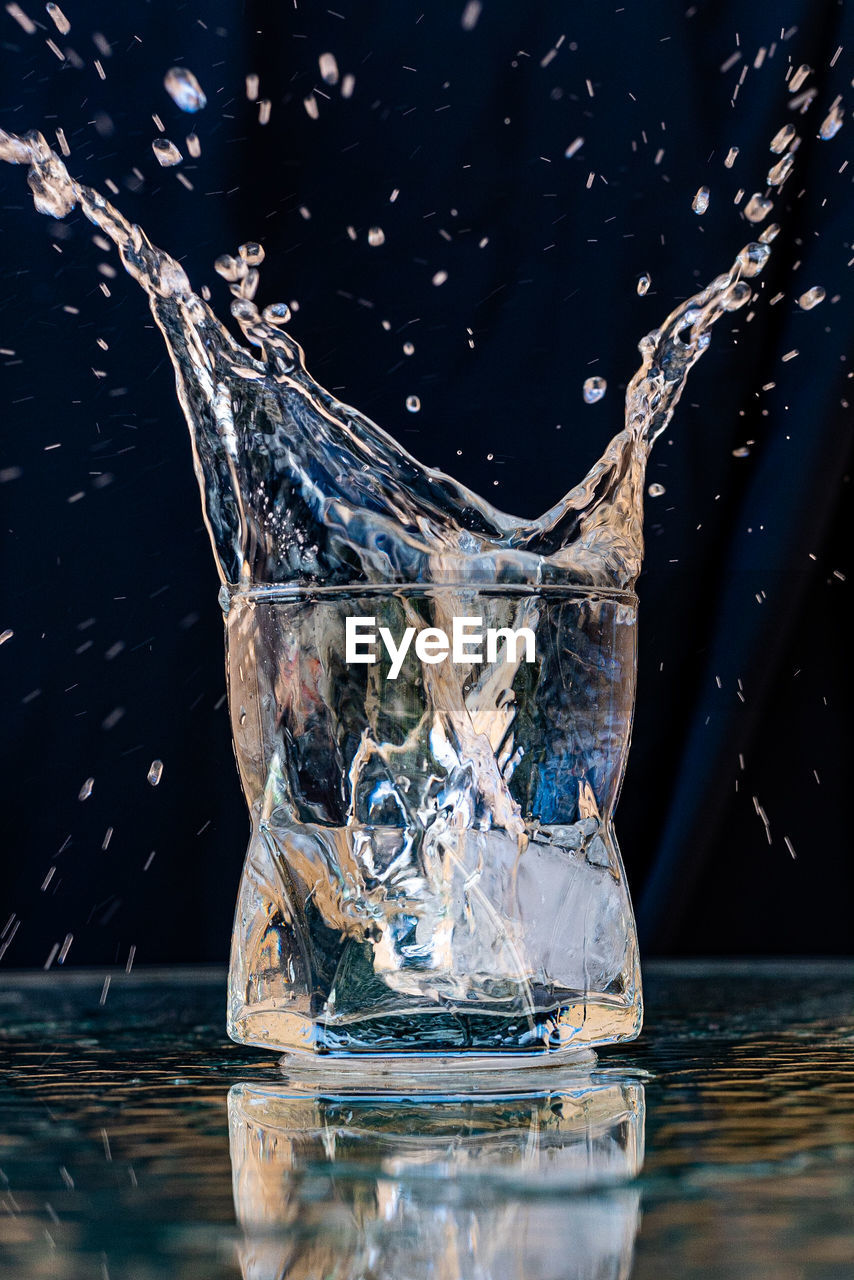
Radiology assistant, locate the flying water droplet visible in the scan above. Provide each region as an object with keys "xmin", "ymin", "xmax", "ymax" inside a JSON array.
[
  {"xmin": 239, "ymin": 241, "xmax": 264, "ymax": 266},
  {"xmin": 403, "ymin": 341, "xmax": 415, "ymax": 355},
  {"xmin": 647, "ymin": 483, "xmax": 666, "ymax": 497},
  {"xmin": 798, "ymin": 286, "xmax": 825, "ymax": 310},
  {"xmin": 367, "ymin": 226, "xmax": 385, "ymax": 247},
  {"xmin": 564, "ymin": 136, "xmax": 584, "ymax": 158},
  {"xmin": 637, "ymin": 273, "xmax": 650, "ymax": 296},
  {"xmin": 152, "ymin": 138, "xmax": 182, "ymax": 167},
  {"xmin": 744, "ymin": 193, "xmax": 773, "ymax": 223},
  {"xmin": 770, "ymin": 124, "xmax": 796, "ymax": 153},
  {"xmin": 78, "ymin": 777, "xmax": 94, "ymax": 801},
  {"xmin": 163, "ymin": 67, "xmax": 207, "ymax": 113},
  {"xmin": 318, "ymin": 52, "xmax": 339, "ymax": 85},
  {"xmin": 767, "ymin": 153, "xmax": 795, "ymax": 186},
  {"xmin": 732, "ymin": 446, "xmax": 751, "ymax": 458},
  {"xmin": 819, "ymin": 99, "xmax": 844, "ymax": 140},
  {"xmin": 46, "ymin": 2, "xmax": 70, "ymax": 34},
  {"xmin": 405, "ymin": 395, "xmax": 421, "ymax": 413},
  {"xmin": 186, "ymin": 132, "xmax": 201, "ymax": 158},
  {"xmin": 692, "ymin": 186, "xmax": 710, "ymax": 214},
  {"xmin": 736, "ymin": 241, "xmax": 771, "ymax": 278},
  {"xmin": 583, "ymin": 376, "xmax": 607, "ymax": 404},
  {"xmin": 788, "ymin": 64, "xmax": 812, "ymax": 93},
  {"xmin": 724, "ymin": 147, "xmax": 739, "ymax": 168},
  {"xmin": 262, "ymin": 302, "xmax": 292, "ymax": 325},
  {"xmin": 147, "ymin": 759, "xmax": 164, "ymax": 786},
  {"xmin": 758, "ymin": 223, "xmax": 780, "ymax": 244}
]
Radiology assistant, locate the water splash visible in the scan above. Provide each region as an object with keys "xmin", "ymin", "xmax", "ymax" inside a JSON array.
[{"xmin": 0, "ymin": 126, "xmax": 769, "ymax": 595}]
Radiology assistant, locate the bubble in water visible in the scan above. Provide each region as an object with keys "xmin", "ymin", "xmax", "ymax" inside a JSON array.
[
  {"xmin": 788, "ymin": 64, "xmax": 812, "ymax": 93},
  {"xmin": 692, "ymin": 186, "xmax": 710, "ymax": 215},
  {"xmin": 637, "ymin": 273, "xmax": 650, "ymax": 296},
  {"xmin": 798, "ymin": 286, "xmax": 826, "ymax": 310},
  {"xmin": 405, "ymin": 394, "xmax": 421, "ymax": 413},
  {"xmin": 318, "ymin": 52, "xmax": 339, "ymax": 85},
  {"xmin": 736, "ymin": 241, "xmax": 771, "ymax": 278},
  {"xmin": 147, "ymin": 759, "xmax": 164, "ymax": 787},
  {"xmin": 647, "ymin": 483, "xmax": 666, "ymax": 497},
  {"xmin": 403, "ymin": 341, "xmax": 415, "ymax": 355},
  {"xmin": 770, "ymin": 124, "xmax": 796, "ymax": 153},
  {"xmin": 744, "ymin": 193, "xmax": 773, "ymax": 223},
  {"xmin": 724, "ymin": 146, "xmax": 739, "ymax": 168},
  {"xmin": 152, "ymin": 138, "xmax": 182, "ymax": 167},
  {"xmin": 163, "ymin": 67, "xmax": 207, "ymax": 113},
  {"xmin": 78, "ymin": 777, "xmax": 94, "ymax": 801},
  {"xmin": 767, "ymin": 153, "xmax": 795, "ymax": 187},
  {"xmin": 583, "ymin": 376, "xmax": 607, "ymax": 404},
  {"xmin": 46, "ymin": 2, "xmax": 70, "ymax": 34},
  {"xmin": 819, "ymin": 99, "xmax": 844, "ymax": 140},
  {"xmin": 367, "ymin": 226, "xmax": 385, "ymax": 247}
]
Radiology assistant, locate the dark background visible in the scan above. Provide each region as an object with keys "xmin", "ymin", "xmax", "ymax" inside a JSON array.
[{"xmin": 1, "ymin": 0, "xmax": 851, "ymax": 969}]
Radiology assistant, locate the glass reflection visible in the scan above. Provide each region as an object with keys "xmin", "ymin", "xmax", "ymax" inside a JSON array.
[{"xmin": 228, "ymin": 1072, "xmax": 645, "ymax": 1280}]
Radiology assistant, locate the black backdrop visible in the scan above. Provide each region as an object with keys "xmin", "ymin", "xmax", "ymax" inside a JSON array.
[{"xmin": 1, "ymin": 0, "xmax": 851, "ymax": 968}]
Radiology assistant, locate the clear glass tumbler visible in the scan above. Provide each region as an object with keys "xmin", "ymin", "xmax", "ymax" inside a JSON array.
[{"xmin": 226, "ymin": 582, "xmax": 642, "ymax": 1064}]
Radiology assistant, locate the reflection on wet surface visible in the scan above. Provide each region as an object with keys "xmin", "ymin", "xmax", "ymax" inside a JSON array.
[{"xmin": 0, "ymin": 962, "xmax": 852, "ymax": 1278}]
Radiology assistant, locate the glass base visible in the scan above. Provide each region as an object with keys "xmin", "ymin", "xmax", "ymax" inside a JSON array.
[{"xmin": 229, "ymin": 994, "xmax": 641, "ymax": 1060}]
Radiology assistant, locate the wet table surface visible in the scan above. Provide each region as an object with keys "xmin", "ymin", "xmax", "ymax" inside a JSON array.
[{"xmin": 1, "ymin": 961, "xmax": 852, "ymax": 1279}]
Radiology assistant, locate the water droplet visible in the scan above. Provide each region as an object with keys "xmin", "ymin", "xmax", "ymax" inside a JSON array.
[
  {"xmin": 564, "ymin": 136, "xmax": 584, "ymax": 159},
  {"xmin": 239, "ymin": 242, "xmax": 264, "ymax": 266},
  {"xmin": 46, "ymin": 3, "xmax": 70, "ymax": 35},
  {"xmin": 405, "ymin": 395, "xmax": 421, "ymax": 413},
  {"xmin": 736, "ymin": 242, "xmax": 771, "ymax": 278},
  {"xmin": 767, "ymin": 153, "xmax": 795, "ymax": 186},
  {"xmin": 78, "ymin": 777, "xmax": 94, "ymax": 801},
  {"xmin": 583, "ymin": 376, "xmax": 607, "ymax": 404},
  {"xmin": 147, "ymin": 759, "xmax": 164, "ymax": 787},
  {"xmin": 245, "ymin": 74, "xmax": 259, "ymax": 102},
  {"xmin": 461, "ymin": 0, "xmax": 482, "ymax": 30},
  {"xmin": 692, "ymin": 186, "xmax": 710, "ymax": 215},
  {"xmin": 744, "ymin": 193, "xmax": 773, "ymax": 223},
  {"xmin": 758, "ymin": 223, "xmax": 780, "ymax": 244},
  {"xmin": 432, "ymin": 269, "xmax": 448, "ymax": 286},
  {"xmin": 341, "ymin": 74, "xmax": 356, "ymax": 99},
  {"xmin": 185, "ymin": 132, "xmax": 201, "ymax": 159},
  {"xmin": 367, "ymin": 226, "xmax": 385, "ymax": 247},
  {"xmin": 819, "ymin": 100, "xmax": 844, "ymax": 140},
  {"xmin": 798, "ymin": 286, "xmax": 825, "ymax": 311},
  {"xmin": 636, "ymin": 273, "xmax": 650, "ymax": 296},
  {"xmin": 770, "ymin": 124, "xmax": 796, "ymax": 153},
  {"xmin": 647, "ymin": 483, "xmax": 666, "ymax": 497},
  {"xmin": 403, "ymin": 341, "xmax": 415, "ymax": 355},
  {"xmin": 732, "ymin": 446, "xmax": 751, "ymax": 458},
  {"xmin": 724, "ymin": 146, "xmax": 739, "ymax": 168},
  {"xmin": 152, "ymin": 138, "xmax": 182, "ymax": 167},
  {"xmin": 788, "ymin": 64, "xmax": 812, "ymax": 93},
  {"xmin": 163, "ymin": 67, "xmax": 207, "ymax": 113},
  {"xmin": 318, "ymin": 52, "xmax": 339, "ymax": 85},
  {"xmin": 722, "ymin": 281, "xmax": 751, "ymax": 310},
  {"xmin": 262, "ymin": 302, "xmax": 292, "ymax": 325},
  {"xmin": 214, "ymin": 254, "xmax": 242, "ymax": 282}
]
